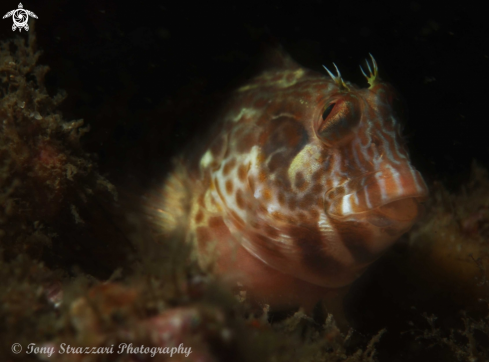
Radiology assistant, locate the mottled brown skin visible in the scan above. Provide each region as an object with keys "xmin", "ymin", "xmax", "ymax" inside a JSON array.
[{"xmin": 155, "ymin": 51, "xmax": 428, "ymax": 318}]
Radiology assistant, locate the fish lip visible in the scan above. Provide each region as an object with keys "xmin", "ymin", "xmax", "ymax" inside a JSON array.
[{"xmin": 324, "ymin": 166, "xmax": 428, "ymax": 221}]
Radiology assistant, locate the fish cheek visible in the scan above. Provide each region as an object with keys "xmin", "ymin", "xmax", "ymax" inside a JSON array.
[
  {"xmin": 259, "ymin": 117, "xmax": 309, "ymax": 190},
  {"xmin": 260, "ymin": 117, "xmax": 309, "ymax": 161}
]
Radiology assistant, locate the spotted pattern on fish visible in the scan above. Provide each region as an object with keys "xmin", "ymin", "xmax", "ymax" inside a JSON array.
[{"xmin": 153, "ymin": 50, "xmax": 428, "ymax": 310}]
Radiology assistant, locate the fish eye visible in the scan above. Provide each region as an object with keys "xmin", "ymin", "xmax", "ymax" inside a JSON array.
[
  {"xmin": 322, "ymin": 103, "xmax": 335, "ymax": 120},
  {"xmin": 317, "ymin": 95, "xmax": 360, "ymax": 145}
]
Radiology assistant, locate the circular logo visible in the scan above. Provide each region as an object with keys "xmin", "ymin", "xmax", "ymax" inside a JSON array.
[
  {"xmin": 12, "ymin": 9, "xmax": 28, "ymax": 28},
  {"xmin": 12, "ymin": 343, "xmax": 22, "ymax": 354}
]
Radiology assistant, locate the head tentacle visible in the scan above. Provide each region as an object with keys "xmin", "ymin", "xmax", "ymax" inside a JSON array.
[
  {"xmin": 359, "ymin": 53, "xmax": 379, "ymax": 89},
  {"xmin": 323, "ymin": 63, "xmax": 350, "ymax": 91}
]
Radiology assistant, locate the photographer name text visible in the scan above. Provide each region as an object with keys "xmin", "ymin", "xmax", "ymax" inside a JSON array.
[{"xmin": 21, "ymin": 342, "xmax": 192, "ymax": 358}]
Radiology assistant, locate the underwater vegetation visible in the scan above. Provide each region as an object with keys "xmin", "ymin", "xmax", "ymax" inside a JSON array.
[
  {"xmin": 408, "ymin": 162, "xmax": 489, "ymax": 309},
  {"xmin": 0, "ymin": 29, "xmax": 489, "ymax": 362}
]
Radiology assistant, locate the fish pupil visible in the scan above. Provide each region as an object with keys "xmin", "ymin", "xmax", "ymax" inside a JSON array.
[{"xmin": 322, "ymin": 103, "xmax": 335, "ymax": 120}]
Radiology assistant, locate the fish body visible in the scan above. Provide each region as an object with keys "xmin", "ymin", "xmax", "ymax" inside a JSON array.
[{"xmin": 155, "ymin": 51, "xmax": 428, "ymax": 311}]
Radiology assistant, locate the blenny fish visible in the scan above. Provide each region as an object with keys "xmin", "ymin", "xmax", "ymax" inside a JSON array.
[{"xmin": 154, "ymin": 50, "xmax": 428, "ymax": 313}]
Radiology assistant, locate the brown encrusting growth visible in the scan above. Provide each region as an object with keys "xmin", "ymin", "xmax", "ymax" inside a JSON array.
[
  {"xmin": 0, "ymin": 252, "xmax": 61, "ymax": 359},
  {"xmin": 407, "ymin": 162, "xmax": 489, "ymax": 309},
  {"xmin": 0, "ymin": 28, "xmax": 129, "ymax": 276}
]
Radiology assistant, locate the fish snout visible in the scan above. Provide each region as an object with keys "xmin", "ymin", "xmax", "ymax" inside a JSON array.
[{"xmin": 326, "ymin": 166, "xmax": 428, "ymax": 227}]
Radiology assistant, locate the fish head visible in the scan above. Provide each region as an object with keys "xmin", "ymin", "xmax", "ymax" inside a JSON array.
[{"xmin": 209, "ymin": 56, "xmax": 428, "ymax": 289}]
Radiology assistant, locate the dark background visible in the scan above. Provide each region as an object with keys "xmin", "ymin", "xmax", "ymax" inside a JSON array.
[
  {"xmin": 2, "ymin": 0, "xmax": 488, "ymax": 190},
  {"xmin": 1, "ymin": 1, "xmax": 488, "ymax": 361}
]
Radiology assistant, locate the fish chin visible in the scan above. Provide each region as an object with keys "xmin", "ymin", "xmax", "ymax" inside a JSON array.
[{"xmin": 364, "ymin": 197, "xmax": 422, "ymax": 228}]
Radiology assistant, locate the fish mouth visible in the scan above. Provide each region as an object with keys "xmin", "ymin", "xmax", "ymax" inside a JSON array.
[{"xmin": 325, "ymin": 166, "xmax": 428, "ymax": 227}]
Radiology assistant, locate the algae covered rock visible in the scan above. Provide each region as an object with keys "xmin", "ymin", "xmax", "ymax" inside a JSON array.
[
  {"xmin": 408, "ymin": 162, "xmax": 489, "ymax": 308},
  {"xmin": 0, "ymin": 28, "xmax": 128, "ymax": 276}
]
